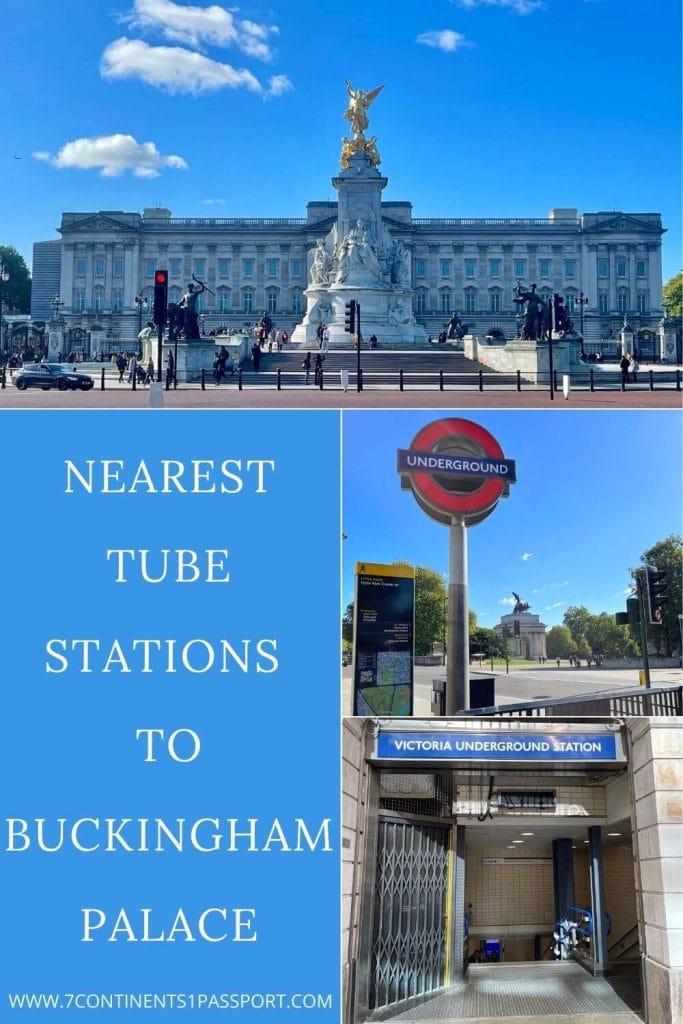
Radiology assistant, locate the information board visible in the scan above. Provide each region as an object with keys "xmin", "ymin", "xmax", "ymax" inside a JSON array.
[{"xmin": 353, "ymin": 562, "xmax": 415, "ymax": 716}]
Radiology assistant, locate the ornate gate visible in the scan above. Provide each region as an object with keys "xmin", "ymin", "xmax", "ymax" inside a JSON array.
[{"xmin": 370, "ymin": 817, "xmax": 450, "ymax": 1011}]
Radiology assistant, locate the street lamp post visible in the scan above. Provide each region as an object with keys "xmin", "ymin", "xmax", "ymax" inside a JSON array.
[
  {"xmin": 134, "ymin": 294, "xmax": 147, "ymax": 356},
  {"xmin": 0, "ymin": 263, "xmax": 10, "ymax": 361},
  {"xmin": 577, "ymin": 292, "xmax": 589, "ymax": 358}
]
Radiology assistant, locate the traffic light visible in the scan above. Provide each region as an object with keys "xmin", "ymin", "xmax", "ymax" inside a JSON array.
[
  {"xmin": 615, "ymin": 596, "xmax": 640, "ymax": 628},
  {"xmin": 153, "ymin": 269, "xmax": 168, "ymax": 326},
  {"xmin": 645, "ymin": 567, "xmax": 669, "ymax": 624},
  {"xmin": 513, "ymin": 619, "xmax": 520, "ymax": 638},
  {"xmin": 344, "ymin": 299, "xmax": 357, "ymax": 334}
]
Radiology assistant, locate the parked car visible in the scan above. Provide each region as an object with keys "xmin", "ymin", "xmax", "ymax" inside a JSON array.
[{"xmin": 13, "ymin": 363, "xmax": 94, "ymax": 392}]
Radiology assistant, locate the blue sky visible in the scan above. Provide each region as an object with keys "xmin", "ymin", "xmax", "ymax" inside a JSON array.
[
  {"xmin": 342, "ymin": 410, "xmax": 682, "ymax": 627},
  {"xmin": 2, "ymin": 0, "xmax": 681, "ymax": 283}
]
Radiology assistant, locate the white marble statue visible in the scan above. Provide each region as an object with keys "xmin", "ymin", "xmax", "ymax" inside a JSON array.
[
  {"xmin": 387, "ymin": 298, "xmax": 411, "ymax": 325},
  {"xmin": 310, "ymin": 238, "xmax": 330, "ymax": 285},
  {"xmin": 336, "ymin": 219, "xmax": 383, "ymax": 283},
  {"xmin": 391, "ymin": 238, "xmax": 411, "ymax": 287}
]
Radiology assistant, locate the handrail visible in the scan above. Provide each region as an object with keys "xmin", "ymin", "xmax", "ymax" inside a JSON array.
[{"xmin": 464, "ymin": 685, "xmax": 682, "ymax": 717}]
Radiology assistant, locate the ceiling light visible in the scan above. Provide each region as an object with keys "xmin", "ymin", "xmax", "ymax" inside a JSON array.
[
  {"xmin": 607, "ymin": 832, "xmax": 622, "ymax": 837},
  {"xmin": 512, "ymin": 840, "xmax": 524, "ymax": 844},
  {"xmin": 520, "ymin": 832, "xmax": 535, "ymax": 836}
]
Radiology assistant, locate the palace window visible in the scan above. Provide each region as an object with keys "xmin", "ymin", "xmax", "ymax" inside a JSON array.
[
  {"xmin": 291, "ymin": 259, "xmax": 303, "ymax": 278},
  {"xmin": 93, "ymin": 289, "xmax": 104, "ymax": 312},
  {"xmin": 193, "ymin": 259, "xmax": 205, "ymax": 277},
  {"xmin": 292, "ymin": 290, "xmax": 303, "ymax": 314},
  {"xmin": 243, "ymin": 290, "xmax": 253, "ymax": 313},
  {"xmin": 267, "ymin": 259, "xmax": 279, "ymax": 278},
  {"xmin": 514, "ymin": 260, "xmax": 525, "ymax": 279},
  {"xmin": 112, "ymin": 289, "xmax": 123, "ymax": 313},
  {"xmin": 564, "ymin": 260, "xmax": 575, "ymax": 278},
  {"xmin": 539, "ymin": 259, "xmax": 551, "ymax": 279},
  {"xmin": 617, "ymin": 259, "xmax": 627, "ymax": 277},
  {"xmin": 243, "ymin": 259, "xmax": 254, "ymax": 278},
  {"xmin": 490, "ymin": 291, "xmax": 501, "ymax": 313},
  {"xmin": 637, "ymin": 291, "xmax": 648, "ymax": 314},
  {"xmin": 74, "ymin": 289, "xmax": 85, "ymax": 313},
  {"xmin": 597, "ymin": 258, "xmax": 609, "ymax": 279},
  {"xmin": 598, "ymin": 290, "xmax": 609, "ymax": 314},
  {"xmin": 441, "ymin": 259, "xmax": 451, "ymax": 277},
  {"xmin": 465, "ymin": 290, "xmax": 477, "ymax": 314},
  {"xmin": 617, "ymin": 290, "xmax": 629, "ymax": 314},
  {"xmin": 416, "ymin": 259, "xmax": 426, "ymax": 277},
  {"xmin": 565, "ymin": 293, "xmax": 575, "ymax": 314},
  {"xmin": 113, "ymin": 258, "xmax": 124, "ymax": 278},
  {"xmin": 94, "ymin": 258, "xmax": 105, "ymax": 278},
  {"xmin": 218, "ymin": 259, "xmax": 231, "ymax": 277},
  {"xmin": 465, "ymin": 259, "xmax": 476, "ymax": 279},
  {"xmin": 217, "ymin": 289, "xmax": 230, "ymax": 313},
  {"xmin": 75, "ymin": 258, "xmax": 86, "ymax": 277},
  {"xmin": 489, "ymin": 259, "xmax": 500, "ymax": 279},
  {"xmin": 170, "ymin": 259, "xmax": 182, "ymax": 277},
  {"xmin": 267, "ymin": 291, "xmax": 278, "ymax": 314},
  {"xmin": 440, "ymin": 290, "xmax": 451, "ymax": 313},
  {"xmin": 636, "ymin": 260, "xmax": 646, "ymax": 277},
  {"xmin": 146, "ymin": 259, "xmax": 156, "ymax": 277},
  {"xmin": 195, "ymin": 293, "xmax": 205, "ymax": 313},
  {"xmin": 415, "ymin": 291, "xmax": 427, "ymax": 314}
]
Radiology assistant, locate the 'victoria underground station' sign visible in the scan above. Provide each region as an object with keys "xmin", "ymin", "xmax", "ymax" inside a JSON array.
[{"xmin": 376, "ymin": 730, "xmax": 622, "ymax": 762}]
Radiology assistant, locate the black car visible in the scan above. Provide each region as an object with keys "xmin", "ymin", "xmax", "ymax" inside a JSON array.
[{"xmin": 13, "ymin": 363, "xmax": 94, "ymax": 392}]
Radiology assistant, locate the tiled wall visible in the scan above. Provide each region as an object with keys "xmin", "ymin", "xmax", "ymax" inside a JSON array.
[
  {"xmin": 465, "ymin": 844, "xmax": 555, "ymax": 927},
  {"xmin": 574, "ymin": 839, "xmax": 637, "ymax": 948}
]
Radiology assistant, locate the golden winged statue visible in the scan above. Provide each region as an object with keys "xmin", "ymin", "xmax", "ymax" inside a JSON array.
[{"xmin": 343, "ymin": 81, "xmax": 384, "ymax": 136}]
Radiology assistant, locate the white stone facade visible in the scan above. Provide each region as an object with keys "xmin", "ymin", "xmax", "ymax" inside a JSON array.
[
  {"xmin": 34, "ymin": 186, "xmax": 665, "ymax": 351},
  {"xmin": 496, "ymin": 610, "xmax": 548, "ymax": 660}
]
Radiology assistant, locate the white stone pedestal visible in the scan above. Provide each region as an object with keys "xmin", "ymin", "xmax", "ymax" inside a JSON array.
[
  {"xmin": 292, "ymin": 285, "xmax": 425, "ymax": 348},
  {"xmin": 467, "ymin": 337, "xmax": 583, "ymax": 382}
]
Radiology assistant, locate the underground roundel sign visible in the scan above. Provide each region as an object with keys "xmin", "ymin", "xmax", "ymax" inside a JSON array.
[{"xmin": 397, "ymin": 418, "xmax": 516, "ymax": 526}]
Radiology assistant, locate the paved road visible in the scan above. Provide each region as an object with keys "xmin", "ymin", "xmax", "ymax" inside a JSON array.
[
  {"xmin": 342, "ymin": 664, "xmax": 682, "ymax": 716},
  {"xmin": 1, "ymin": 386, "xmax": 680, "ymax": 409}
]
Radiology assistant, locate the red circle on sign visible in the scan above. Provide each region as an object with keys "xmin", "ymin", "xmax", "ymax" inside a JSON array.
[{"xmin": 409, "ymin": 417, "xmax": 507, "ymax": 516}]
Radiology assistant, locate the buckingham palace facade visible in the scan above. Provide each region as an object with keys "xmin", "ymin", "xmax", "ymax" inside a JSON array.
[{"xmin": 32, "ymin": 200, "xmax": 665, "ymax": 354}]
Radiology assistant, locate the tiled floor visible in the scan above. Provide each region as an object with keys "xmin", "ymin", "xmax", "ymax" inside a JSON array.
[{"xmin": 381, "ymin": 962, "xmax": 643, "ymax": 1023}]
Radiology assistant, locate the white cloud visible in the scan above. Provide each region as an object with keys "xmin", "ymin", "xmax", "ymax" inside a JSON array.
[
  {"xmin": 101, "ymin": 37, "xmax": 262, "ymax": 94},
  {"xmin": 265, "ymin": 74, "xmax": 293, "ymax": 99},
  {"xmin": 200, "ymin": 197, "xmax": 225, "ymax": 205},
  {"xmin": 123, "ymin": 0, "xmax": 278, "ymax": 60},
  {"xmin": 33, "ymin": 133, "xmax": 188, "ymax": 178},
  {"xmin": 455, "ymin": 0, "xmax": 544, "ymax": 13},
  {"xmin": 520, "ymin": 552, "xmax": 534, "ymax": 561},
  {"xmin": 545, "ymin": 601, "xmax": 565, "ymax": 609},
  {"xmin": 499, "ymin": 596, "xmax": 516, "ymax": 606},
  {"xmin": 417, "ymin": 29, "xmax": 469, "ymax": 52}
]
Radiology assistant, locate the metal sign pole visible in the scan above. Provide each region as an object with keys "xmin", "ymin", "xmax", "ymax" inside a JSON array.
[
  {"xmin": 356, "ymin": 302, "xmax": 361, "ymax": 393},
  {"xmin": 446, "ymin": 517, "xmax": 469, "ymax": 714},
  {"xmin": 636, "ymin": 570, "xmax": 652, "ymax": 689}
]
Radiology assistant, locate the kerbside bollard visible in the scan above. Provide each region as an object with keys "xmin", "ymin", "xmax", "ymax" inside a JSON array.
[
  {"xmin": 590, "ymin": 368, "xmax": 594, "ymax": 392},
  {"xmin": 478, "ymin": 369, "xmax": 483, "ymax": 392},
  {"xmin": 1, "ymin": 367, "xmax": 5, "ymax": 389},
  {"xmin": 397, "ymin": 418, "xmax": 517, "ymax": 714},
  {"xmin": 201, "ymin": 368, "xmax": 205, "ymax": 390},
  {"xmin": 238, "ymin": 369, "xmax": 243, "ymax": 391},
  {"xmin": 677, "ymin": 369, "xmax": 681, "ymax": 391},
  {"xmin": 100, "ymin": 368, "xmax": 105, "ymax": 390},
  {"xmin": 516, "ymin": 370, "xmax": 521, "ymax": 392},
  {"xmin": 649, "ymin": 370, "xmax": 654, "ymax": 391},
  {"xmin": 562, "ymin": 374, "xmax": 570, "ymax": 400},
  {"xmin": 439, "ymin": 369, "xmax": 444, "ymax": 391},
  {"xmin": 399, "ymin": 369, "xmax": 404, "ymax": 392},
  {"xmin": 277, "ymin": 368, "xmax": 281, "ymax": 391}
]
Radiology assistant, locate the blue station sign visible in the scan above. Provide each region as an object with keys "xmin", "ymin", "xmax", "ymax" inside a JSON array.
[
  {"xmin": 397, "ymin": 449, "xmax": 517, "ymax": 483},
  {"xmin": 377, "ymin": 731, "xmax": 618, "ymax": 761}
]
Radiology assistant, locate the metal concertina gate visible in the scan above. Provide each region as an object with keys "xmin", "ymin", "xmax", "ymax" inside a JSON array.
[{"xmin": 370, "ymin": 817, "xmax": 451, "ymax": 1011}]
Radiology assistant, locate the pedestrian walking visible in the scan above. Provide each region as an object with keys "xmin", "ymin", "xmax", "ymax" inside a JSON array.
[
  {"xmin": 116, "ymin": 353, "xmax": 127, "ymax": 383},
  {"xmin": 302, "ymin": 351, "xmax": 312, "ymax": 385},
  {"xmin": 314, "ymin": 351, "xmax": 325, "ymax": 385},
  {"xmin": 127, "ymin": 354, "xmax": 137, "ymax": 384},
  {"xmin": 165, "ymin": 350, "xmax": 175, "ymax": 389},
  {"xmin": 630, "ymin": 356, "xmax": 639, "ymax": 383},
  {"xmin": 145, "ymin": 356, "xmax": 154, "ymax": 385},
  {"xmin": 252, "ymin": 342, "xmax": 261, "ymax": 372},
  {"xmin": 619, "ymin": 354, "xmax": 630, "ymax": 387}
]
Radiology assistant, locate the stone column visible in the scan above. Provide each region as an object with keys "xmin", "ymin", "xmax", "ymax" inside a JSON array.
[
  {"xmin": 628, "ymin": 718, "xmax": 683, "ymax": 1024},
  {"xmin": 608, "ymin": 245, "xmax": 617, "ymax": 312},
  {"xmin": 649, "ymin": 242, "xmax": 662, "ymax": 314},
  {"xmin": 104, "ymin": 244, "xmax": 113, "ymax": 311},
  {"xmin": 61, "ymin": 243, "xmax": 75, "ymax": 310},
  {"xmin": 627, "ymin": 244, "xmax": 637, "ymax": 314}
]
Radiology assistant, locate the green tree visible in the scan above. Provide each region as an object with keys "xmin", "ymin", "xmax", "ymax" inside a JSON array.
[
  {"xmin": 410, "ymin": 564, "xmax": 447, "ymax": 656},
  {"xmin": 662, "ymin": 271, "xmax": 682, "ymax": 318},
  {"xmin": 470, "ymin": 626, "xmax": 508, "ymax": 659},
  {"xmin": 639, "ymin": 535, "xmax": 682, "ymax": 656},
  {"xmin": 545, "ymin": 625, "xmax": 577, "ymax": 660},
  {"xmin": 342, "ymin": 602, "xmax": 354, "ymax": 644},
  {"xmin": 563, "ymin": 605, "xmax": 637, "ymax": 658},
  {"xmin": 0, "ymin": 245, "xmax": 31, "ymax": 313}
]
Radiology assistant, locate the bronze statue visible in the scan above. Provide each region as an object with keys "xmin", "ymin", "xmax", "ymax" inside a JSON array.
[
  {"xmin": 512, "ymin": 592, "xmax": 530, "ymax": 614},
  {"xmin": 513, "ymin": 282, "xmax": 546, "ymax": 341}
]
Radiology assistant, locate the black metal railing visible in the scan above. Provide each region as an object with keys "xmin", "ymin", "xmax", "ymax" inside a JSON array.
[{"xmin": 462, "ymin": 685, "xmax": 682, "ymax": 718}]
